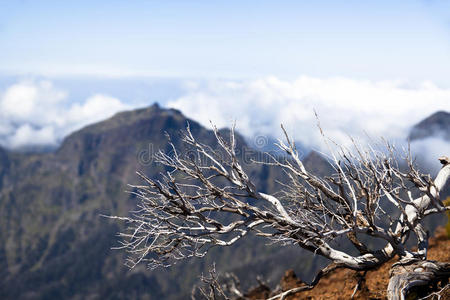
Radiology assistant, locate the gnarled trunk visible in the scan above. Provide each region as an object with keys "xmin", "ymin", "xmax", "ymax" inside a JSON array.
[{"xmin": 387, "ymin": 258, "xmax": 450, "ymax": 300}]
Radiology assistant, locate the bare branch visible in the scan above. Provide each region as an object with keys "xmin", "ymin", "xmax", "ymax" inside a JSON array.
[{"xmin": 109, "ymin": 123, "xmax": 450, "ymax": 299}]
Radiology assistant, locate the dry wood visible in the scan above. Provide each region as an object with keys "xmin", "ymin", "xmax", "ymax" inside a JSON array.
[{"xmin": 108, "ymin": 124, "xmax": 450, "ymax": 299}]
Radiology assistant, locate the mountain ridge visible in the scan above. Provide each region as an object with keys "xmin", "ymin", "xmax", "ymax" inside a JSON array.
[
  {"xmin": 409, "ymin": 110, "xmax": 450, "ymax": 141},
  {"xmin": 0, "ymin": 105, "xmax": 448, "ymax": 299},
  {"xmin": 0, "ymin": 103, "xmax": 332, "ymax": 299}
]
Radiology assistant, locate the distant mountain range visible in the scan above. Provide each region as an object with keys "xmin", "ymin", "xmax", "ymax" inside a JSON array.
[{"xmin": 0, "ymin": 105, "xmax": 448, "ymax": 299}]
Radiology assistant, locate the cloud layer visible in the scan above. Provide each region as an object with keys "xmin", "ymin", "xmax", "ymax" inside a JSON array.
[
  {"xmin": 0, "ymin": 80, "xmax": 129, "ymax": 149},
  {"xmin": 1, "ymin": 76, "xmax": 448, "ymax": 169},
  {"xmin": 168, "ymin": 76, "xmax": 450, "ymax": 153}
]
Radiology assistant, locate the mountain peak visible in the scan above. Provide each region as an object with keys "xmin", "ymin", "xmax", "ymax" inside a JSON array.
[
  {"xmin": 57, "ymin": 103, "xmax": 185, "ymax": 151},
  {"xmin": 408, "ymin": 111, "xmax": 450, "ymax": 141},
  {"xmin": 0, "ymin": 103, "xmax": 313, "ymax": 299},
  {"xmin": 54, "ymin": 103, "xmax": 250, "ymax": 178}
]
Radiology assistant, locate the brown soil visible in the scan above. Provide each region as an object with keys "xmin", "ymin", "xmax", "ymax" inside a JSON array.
[{"xmin": 248, "ymin": 228, "xmax": 450, "ymax": 299}]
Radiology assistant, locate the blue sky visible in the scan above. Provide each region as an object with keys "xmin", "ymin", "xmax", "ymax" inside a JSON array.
[
  {"xmin": 1, "ymin": 1, "xmax": 450, "ymax": 83},
  {"xmin": 0, "ymin": 1, "xmax": 449, "ymax": 162}
]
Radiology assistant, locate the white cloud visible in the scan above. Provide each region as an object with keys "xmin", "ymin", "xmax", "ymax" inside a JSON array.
[
  {"xmin": 0, "ymin": 80, "xmax": 129, "ymax": 149},
  {"xmin": 410, "ymin": 137, "xmax": 450, "ymax": 173},
  {"xmin": 65, "ymin": 94, "xmax": 129, "ymax": 133},
  {"xmin": 1, "ymin": 80, "xmax": 67, "ymax": 123},
  {"xmin": 8, "ymin": 125, "xmax": 56, "ymax": 149},
  {"xmin": 168, "ymin": 76, "xmax": 450, "ymax": 152},
  {"xmin": 1, "ymin": 75, "xmax": 448, "ymax": 165}
]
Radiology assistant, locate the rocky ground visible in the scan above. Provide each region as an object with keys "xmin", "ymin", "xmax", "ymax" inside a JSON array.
[{"xmin": 246, "ymin": 227, "xmax": 450, "ymax": 300}]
